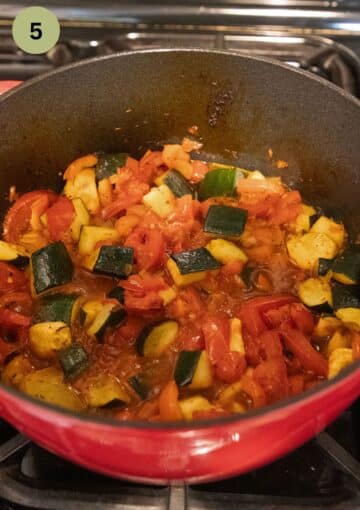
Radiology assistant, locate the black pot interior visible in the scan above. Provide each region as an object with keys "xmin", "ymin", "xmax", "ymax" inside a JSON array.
[{"xmin": 0, "ymin": 49, "xmax": 359, "ymax": 233}]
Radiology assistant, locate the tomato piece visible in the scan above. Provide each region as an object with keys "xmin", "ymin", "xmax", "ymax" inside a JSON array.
[
  {"xmin": 271, "ymin": 190, "xmax": 302, "ymax": 225},
  {"xmin": 167, "ymin": 288, "xmax": 205, "ymax": 323},
  {"xmin": 288, "ymin": 374, "xmax": 305, "ymax": 396},
  {"xmin": 263, "ymin": 305, "xmax": 291, "ymax": 329},
  {"xmin": 289, "ymin": 302, "xmax": 315, "ymax": 335},
  {"xmin": 3, "ymin": 190, "xmax": 56, "ymax": 243},
  {"xmin": 121, "ymin": 273, "xmax": 166, "ymax": 311},
  {"xmin": 125, "ymin": 227, "xmax": 166, "ymax": 271},
  {"xmin": 241, "ymin": 374, "xmax": 267, "ymax": 408},
  {"xmin": 0, "ymin": 338, "xmax": 15, "ymax": 364},
  {"xmin": 0, "ymin": 308, "xmax": 31, "ymax": 327},
  {"xmin": 239, "ymin": 193, "xmax": 281, "ymax": 219},
  {"xmin": 46, "ymin": 196, "xmax": 75, "ymax": 241},
  {"xmin": 158, "ymin": 380, "xmax": 183, "ymax": 421},
  {"xmin": 240, "ymin": 294, "xmax": 297, "ymax": 336},
  {"xmin": 190, "ymin": 160, "xmax": 209, "ymax": 183},
  {"xmin": 239, "ymin": 305, "xmax": 267, "ymax": 337},
  {"xmin": 280, "ymin": 323, "xmax": 328, "ymax": 377},
  {"xmin": 202, "ymin": 316, "xmax": 230, "ymax": 365},
  {"xmin": 253, "ymin": 358, "xmax": 289, "ymax": 403},
  {"xmin": 178, "ymin": 327, "xmax": 205, "ymax": 351},
  {"xmin": 138, "ymin": 150, "xmax": 164, "ymax": 183},
  {"xmin": 216, "ymin": 351, "xmax": 247, "ymax": 383},
  {"xmin": 102, "ymin": 181, "xmax": 149, "ymax": 220},
  {"xmin": 259, "ymin": 330, "xmax": 283, "ymax": 360},
  {"xmin": 0, "ymin": 262, "xmax": 27, "ymax": 293}
]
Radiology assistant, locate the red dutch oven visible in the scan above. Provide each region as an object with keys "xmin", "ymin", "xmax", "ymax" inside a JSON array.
[{"xmin": 0, "ymin": 50, "xmax": 359, "ymax": 484}]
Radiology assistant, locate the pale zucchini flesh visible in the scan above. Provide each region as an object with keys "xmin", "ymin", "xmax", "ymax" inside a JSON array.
[
  {"xmin": 206, "ymin": 239, "xmax": 248, "ymax": 264},
  {"xmin": 29, "ymin": 322, "xmax": 72, "ymax": 359}
]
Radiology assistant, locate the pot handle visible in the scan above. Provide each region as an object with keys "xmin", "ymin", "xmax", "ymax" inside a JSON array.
[{"xmin": 0, "ymin": 81, "xmax": 22, "ymax": 94}]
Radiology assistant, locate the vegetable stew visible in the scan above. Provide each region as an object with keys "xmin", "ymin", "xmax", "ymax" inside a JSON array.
[{"xmin": 0, "ymin": 139, "xmax": 359, "ymax": 422}]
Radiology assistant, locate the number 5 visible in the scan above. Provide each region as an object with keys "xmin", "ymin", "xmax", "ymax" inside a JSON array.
[{"xmin": 30, "ymin": 22, "xmax": 42, "ymax": 40}]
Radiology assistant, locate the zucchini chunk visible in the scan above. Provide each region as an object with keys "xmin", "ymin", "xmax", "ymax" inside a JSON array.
[
  {"xmin": 20, "ymin": 367, "xmax": 85, "ymax": 410},
  {"xmin": 166, "ymin": 258, "xmax": 206, "ymax": 287},
  {"xmin": 332, "ymin": 283, "xmax": 360, "ymax": 310},
  {"xmin": 1, "ymin": 354, "xmax": 33, "ymax": 388},
  {"xmin": 136, "ymin": 320, "xmax": 179, "ymax": 357},
  {"xmin": 0, "ymin": 240, "xmax": 29, "ymax": 267},
  {"xmin": 240, "ymin": 265, "xmax": 255, "ymax": 289},
  {"xmin": 59, "ymin": 342, "xmax": 89, "ymax": 379},
  {"xmin": 327, "ymin": 330, "xmax": 351, "ymax": 356},
  {"xmin": 204, "ymin": 205, "xmax": 248, "ymax": 238},
  {"xmin": 78, "ymin": 225, "xmax": 120, "ymax": 255},
  {"xmin": 164, "ymin": 169, "xmax": 196, "ymax": 198},
  {"xmin": 69, "ymin": 198, "xmax": 90, "ymax": 242},
  {"xmin": 298, "ymin": 278, "xmax": 333, "ymax": 313},
  {"xmin": 317, "ymin": 257, "xmax": 333, "ymax": 277},
  {"xmin": 229, "ymin": 318, "xmax": 245, "ymax": 354},
  {"xmin": 84, "ymin": 373, "xmax": 130, "ymax": 408},
  {"xmin": 171, "ymin": 248, "xmax": 221, "ymax": 274},
  {"xmin": 332, "ymin": 247, "xmax": 360, "ymax": 285},
  {"xmin": 34, "ymin": 293, "xmax": 80, "ymax": 325},
  {"xmin": 142, "ymin": 185, "xmax": 175, "ymax": 218},
  {"xmin": 206, "ymin": 239, "xmax": 248, "ymax": 264},
  {"xmin": 80, "ymin": 300, "xmax": 104, "ymax": 327},
  {"xmin": 292, "ymin": 205, "xmax": 316, "ymax": 234},
  {"xmin": 128, "ymin": 375, "xmax": 148, "ymax": 400},
  {"xmin": 175, "ymin": 350, "xmax": 213, "ymax": 389},
  {"xmin": 86, "ymin": 303, "xmax": 127, "ymax": 341},
  {"xmin": 64, "ymin": 168, "xmax": 100, "ymax": 215},
  {"xmin": 286, "ymin": 232, "xmax": 338, "ymax": 271},
  {"xmin": 313, "ymin": 316, "xmax": 341, "ymax": 337},
  {"xmin": 95, "ymin": 153, "xmax": 128, "ymax": 180},
  {"xmin": 335, "ymin": 308, "xmax": 360, "ymax": 331},
  {"xmin": 107, "ymin": 286, "xmax": 125, "ymax": 304},
  {"xmin": 31, "ymin": 242, "xmax": 73, "ymax": 295},
  {"xmin": 310, "ymin": 216, "xmax": 345, "ymax": 248},
  {"xmin": 179, "ymin": 396, "xmax": 214, "ymax": 420},
  {"xmin": 198, "ymin": 167, "xmax": 243, "ymax": 200},
  {"xmin": 29, "ymin": 322, "xmax": 72, "ymax": 360},
  {"xmin": 328, "ymin": 348, "xmax": 353, "ymax": 379},
  {"xmin": 92, "ymin": 246, "xmax": 134, "ymax": 278}
]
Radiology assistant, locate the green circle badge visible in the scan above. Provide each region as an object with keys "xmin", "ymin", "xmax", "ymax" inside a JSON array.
[{"xmin": 12, "ymin": 6, "xmax": 60, "ymax": 55}]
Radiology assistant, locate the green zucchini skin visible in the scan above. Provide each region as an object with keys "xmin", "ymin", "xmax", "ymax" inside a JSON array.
[
  {"xmin": 135, "ymin": 323, "xmax": 157, "ymax": 356},
  {"xmin": 96, "ymin": 309, "xmax": 127, "ymax": 341},
  {"xmin": 204, "ymin": 205, "xmax": 248, "ymax": 237},
  {"xmin": 171, "ymin": 248, "xmax": 221, "ymax": 275},
  {"xmin": 107, "ymin": 287, "xmax": 125, "ymax": 304},
  {"xmin": 95, "ymin": 153, "xmax": 128, "ymax": 180},
  {"xmin": 164, "ymin": 170, "xmax": 196, "ymax": 198},
  {"xmin": 34, "ymin": 294, "xmax": 79, "ymax": 325},
  {"xmin": 198, "ymin": 168, "xmax": 243, "ymax": 200},
  {"xmin": 332, "ymin": 247, "xmax": 360, "ymax": 284},
  {"xmin": 175, "ymin": 351, "xmax": 201, "ymax": 387},
  {"xmin": 332, "ymin": 283, "xmax": 360, "ymax": 310},
  {"xmin": 128, "ymin": 375, "xmax": 148, "ymax": 400},
  {"xmin": 31, "ymin": 242, "xmax": 74, "ymax": 294},
  {"xmin": 59, "ymin": 342, "xmax": 89, "ymax": 379},
  {"xmin": 93, "ymin": 246, "xmax": 134, "ymax": 279},
  {"xmin": 317, "ymin": 258, "xmax": 333, "ymax": 276}
]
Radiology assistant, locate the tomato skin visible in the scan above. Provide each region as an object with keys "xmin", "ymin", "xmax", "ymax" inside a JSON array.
[
  {"xmin": 190, "ymin": 160, "xmax": 208, "ymax": 183},
  {"xmin": 241, "ymin": 374, "xmax": 267, "ymax": 408},
  {"xmin": 138, "ymin": 150, "xmax": 164, "ymax": 183},
  {"xmin": 202, "ymin": 316, "xmax": 230, "ymax": 365},
  {"xmin": 254, "ymin": 358, "xmax": 289, "ymax": 402},
  {"xmin": 215, "ymin": 351, "xmax": 247, "ymax": 383},
  {"xmin": 280, "ymin": 322, "xmax": 328, "ymax": 377},
  {"xmin": 0, "ymin": 308, "xmax": 31, "ymax": 327},
  {"xmin": 239, "ymin": 294, "xmax": 297, "ymax": 336},
  {"xmin": 46, "ymin": 196, "xmax": 75, "ymax": 241},
  {"xmin": 125, "ymin": 227, "xmax": 166, "ymax": 271},
  {"xmin": 0, "ymin": 262, "xmax": 27, "ymax": 294},
  {"xmin": 102, "ymin": 181, "xmax": 149, "ymax": 220},
  {"xmin": 289, "ymin": 374, "xmax": 305, "ymax": 396},
  {"xmin": 3, "ymin": 190, "xmax": 56, "ymax": 242},
  {"xmin": 167, "ymin": 288, "xmax": 205, "ymax": 324},
  {"xmin": 158, "ymin": 380, "xmax": 183, "ymax": 421},
  {"xmin": 121, "ymin": 274, "xmax": 166, "ymax": 311},
  {"xmin": 289, "ymin": 303, "xmax": 315, "ymax": 335}
]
